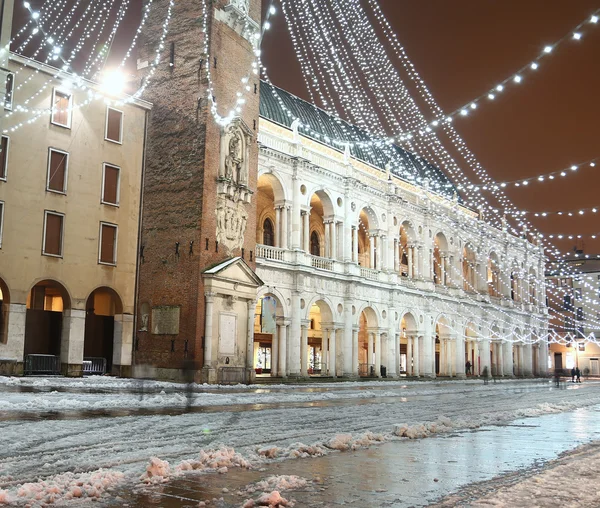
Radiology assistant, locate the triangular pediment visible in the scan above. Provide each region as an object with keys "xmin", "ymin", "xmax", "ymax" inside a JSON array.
[{"xmin": 202, "ymin": 257, "xmax": 263, "ymax": 288}]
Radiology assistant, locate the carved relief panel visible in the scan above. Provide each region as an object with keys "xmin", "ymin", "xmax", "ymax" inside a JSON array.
[{"xmin": 216, "ymin": 118, "xmax": 254, "ymax": 255}]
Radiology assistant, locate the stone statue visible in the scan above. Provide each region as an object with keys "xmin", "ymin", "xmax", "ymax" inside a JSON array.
[
  {"xmin": 224, "ymin": 130, "xmax": 243, "ymax": 182},
  {"xmin": 229, "ymin": 0, "xmax": 249, "ymax": 14}
]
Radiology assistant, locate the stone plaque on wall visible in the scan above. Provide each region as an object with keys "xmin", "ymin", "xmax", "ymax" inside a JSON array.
[
  {"xmin": 151, "ymin": 306, "xmax": 180, "ymax": 335},
  {"xmin": 219, "ymin": 313, "xmax": 237, "ymax": 355}
]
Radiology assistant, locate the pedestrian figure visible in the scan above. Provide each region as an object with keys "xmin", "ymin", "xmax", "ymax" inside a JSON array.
[
  {"xmin": 182, "ymin": 358, "xmax": 196, "ymax": 411},
  {"xmin": 482, "ymin": 366, "xmax": 489, "ymax": 385},
  {"xmin": 465, "ymin": 360, "xmax": 471, "ymax": 376},
  {"xmin": 554, "ymin": 369, "xmax": 561, "ymax": 388},
  {"xmin": 576, "ymin": 367, "xmax": 582, "ymax": 383},
  {"xmin": 571, "ymin": 367, "xmax": 576, "ymax": 382}
]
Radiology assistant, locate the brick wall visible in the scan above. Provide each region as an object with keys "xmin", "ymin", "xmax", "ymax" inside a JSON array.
[{"xmin": 136, "ymin": 0, "xmax": 262, "ymax": 371}]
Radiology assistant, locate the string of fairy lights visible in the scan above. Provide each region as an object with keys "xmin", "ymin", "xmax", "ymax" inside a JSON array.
[{"xmin": 3, "ymin": 1, "xmax": 600, "ymax": 348}]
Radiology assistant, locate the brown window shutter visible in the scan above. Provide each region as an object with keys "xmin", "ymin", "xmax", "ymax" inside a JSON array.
[
  {"xmin": 48, "ymin": 150, "xmax": 66, "ymax": 192},
  {"xmin": 0, "ymin": 137, "xmax": 7, "ymax": 179},
  {"xmin": 53, "ymin": 92, "xmax": 69, "ymax": 126},
  {"xmin": 100, "ymin": 224, "xmax": 116, "ymax": 264},
  {"xmin": 45, "ymin": 214, "xmax": 63, "ymax": 255},
  {"xmin": 106, "ymin": 109, "xmax": 122, "ymax": 142},
  {"xmin": 103, "ymin": 165, "xmax": 119, "ymax": 204}
]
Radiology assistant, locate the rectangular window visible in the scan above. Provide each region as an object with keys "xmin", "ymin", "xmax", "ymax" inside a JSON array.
[
  {"xmin": 105, "ymin": 107, "xmax": 123, "ymax": 143},
  {"xmin": 51, "ymin": 88, "xmax": 72, "ymax": 128},
  {"xmin": 0, "ymin": 201, "xmax": 4, "ymax": 248},
  {"xmin": 43, "ymin": 211, "xmax": 64, "ymax": 257},
  {"xmin": 574, "ymin": 288, "xmax": 582, "ymax": 301},
  {"xmin": 577, "ymin": 307, "xmax": 584, "ymax": 321},
  {"xmin": 101, "ymin": 163, "xmax": 120, "ymax": 205},
  {"xmin": 4, "ymin": 73, "xmax": 14, "ymax": 110},
  {"xmin": 47, "ymin": 149, "xmax": 68, "ymax": 193},
  {"xmin": 99, "ymin": 222, "xmax": 117, "ymax": 265},
  {"xmin": 0, "ymin": 136, "xmax": 8, "ymax": 180}
]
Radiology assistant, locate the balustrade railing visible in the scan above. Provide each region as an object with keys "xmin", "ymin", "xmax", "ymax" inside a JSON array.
[
  {"xmin": 255, "ymin": 244, "xmax": 285, "ymax": 261},
  {"xmin": 360, "ymin": 267, "xmax": 379, "ymax": 281},
  {"xmin": 309, "ymin": 255, "xmax": 334, "ymax": 271}
]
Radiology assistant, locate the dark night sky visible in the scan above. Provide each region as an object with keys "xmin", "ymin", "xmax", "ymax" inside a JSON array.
[
  {"xmin": 12, "ymin": 1, "xmax": 600, "ymax": 255},
  {"xmin": 261, "ymin": 1, "xmax": 600, "ymax": 256}
]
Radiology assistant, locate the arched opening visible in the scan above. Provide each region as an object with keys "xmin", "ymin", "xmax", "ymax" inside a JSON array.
[
  {"xmin": 358, "ymin": 307, "xmax": 378, "ymax": 377},
  {"xmin": 528, "ymin": 267, "xmax": 537, "ymax": 304},
  {"xmin": 462, "ymin": 244, "xmax": 476, "ymax": 292},
  {"xmin": 306, "ymin": 300, "xmax": 333, "ymax": 375},
  {"xmin": 465, "ymin": 322, "xmax": 478, "ymax": 376},
  {"xmin": 511, "ymin": 261, "xmax": 521, "ymax": 302},
  {"xmin": 310, "ymin": 231, "xmax": 320, "ymax": 256},
  {"xmin": 256, "ymin": 174, "xmax": 285, "ymax": 249},
  {"xmin": 513, "ymin": 328, "xmax": 522, "ymax": 376},
  {"xmin": 262, "ymin": 218, "xmax": 274, "ymax": 247},
  {"xmin": 399, "ymin": 221, "xmax": 417, "ymax": 277},
  {"xmin": 435, "ymin": 317, "xmax": 451, "ymax": 376},
  {"xmin": 0, "ymin": 277, "xmax": 10, "ymax": 344},
  {"xmin": 253, "ymin": 295, "xmax": 283, "ymax": 376},
  {"xmin": 84, "ymin": 287, "xmax": 123, "ymax": 375},
  {"xmin": 433, "ymin": 233, "xmax": 448, "ymax": 285},
  {"xmin": 24, "ymin": 279, "xmax": 71, "ymax": 375},
  {"xmin": 358, "ymin": 208, "xmax": 378, "ymax": 269},
  {"xmin": 488, "ymin": 252, "xmax": 500, "ymax": 297},
  {"xmin": 399, "ymin": 312, "xmax": 418, "ymax": 376},
  {"xmin": 309, "ymin": 192, "xmax": 333, "ymax": 258}
]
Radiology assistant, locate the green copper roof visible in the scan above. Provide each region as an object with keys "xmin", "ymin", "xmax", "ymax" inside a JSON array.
[{"xmin": 259, "ymin": 80, "xmax": 458, "ymax": 197}]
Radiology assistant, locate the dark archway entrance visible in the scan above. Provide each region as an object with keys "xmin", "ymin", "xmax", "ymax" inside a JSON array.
[
  {"xmin": 24, "ymin": 280, "xmax": 71, "ymax": 374},
  {"xmin": 84, "ymin": 288, "xmax": 123, "ymax": 375}
]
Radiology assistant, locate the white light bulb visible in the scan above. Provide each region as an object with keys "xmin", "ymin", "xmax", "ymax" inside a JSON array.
[
  {"xmin": 496, "ymin": 84, "xmax": 504, "ymax": 92},
  {"xmin": 264, "ymin": 21, "xmax": 271, "ymax": 30},
  {"xmin": 31, "ymin": 11, "xmax": 39, "ymax": 19},
  {"xmin": 270, "ymin": 5, "xmax": 277, "ymax": 15},
  {"xmin": 579, "ymin": 210, "xmax": 585, "ymax": 215},
  {"xmin": 488, "ymin": 93, "xmax": 495, "ymax": 100},
  {"xmin": 470, "ymin": 102, "xmax": 477, "ymax": 109},
  {"xmin": 591, "ymin": 15, "xmax": 599, "ymax": 23},
  {"xmin": 543, "ymin": 45, "xmax": 553, "ymax": 53},
  {"xmin": 531, "ymin": 62, "xmax": 539, "ymax": 70},
  {"xmin": 522, "ymin": 180, "xmax": 528, "ymax": 185},
  {"xmin": 460, "ymin": 109, "xmax": 468, "ymax": 116},
  {"xmin": 591, "ymin": 162, "xmax": 596, "ymax": 167},
  {"xmin": 23, "ymin": 1, "xmax": 30, "ymax": 8},
  {"xmin": 573, "ymin": 32, "xmax": 582, "ymax": 40},
  {"xmin": 513, "ymin": 75, "xmax": 522, "ymax": 83},
  {"xmin": 571, "ymin": 165, "xmax": 577, "ymax": 171}
]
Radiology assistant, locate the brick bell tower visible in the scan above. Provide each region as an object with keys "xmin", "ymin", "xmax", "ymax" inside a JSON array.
[{"xmin": 136, "ymin": 0, "xmax": 263, "ymax": 383}]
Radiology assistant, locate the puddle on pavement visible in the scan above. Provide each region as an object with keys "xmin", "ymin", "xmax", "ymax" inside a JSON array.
[{"xmin": 113, "ymin": 405, "xmax": 600, "ymax": 507}]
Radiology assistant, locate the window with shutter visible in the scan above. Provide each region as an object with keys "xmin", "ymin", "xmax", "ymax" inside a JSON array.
[
  {"xmin": 47, "ymin": 149, "xmax": 68, "ymax": 193},
  {"xmin": 99, "ymin": 223, "xmax": 117, "ymax": 265},
  {"xmin": 51, "ymin": 89, "xmax": 72, "ymax": 128},
  {"xmin": 105, "ymin": 107, "xmax": 123, "ymax": 143},
  {"xmin": 0, "ymin": 201, "xmax": 4, "ymax": 248},
  {"xmin": 0, "ymin": 136, "xmax": 8, "ymax": 180},
  {"xmin": 43, "ymin": 212, "xmax": 64, "ymax": 257},
  {"xmin": 4, "ymin": 73, "xmax": 13, "ymax": 110},
  {"xmin": 102, "ymin": 164, "xmax": 120, "ymax": 205}
]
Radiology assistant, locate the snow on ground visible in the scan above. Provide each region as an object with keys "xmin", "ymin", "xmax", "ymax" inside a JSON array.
[
  {"xmin": 433, "ymin": 441, "xmax": 600, "ymax": 508},
  {"xmin": 0, "ymin": 377, "xmax": 599, "ymax": 506}
]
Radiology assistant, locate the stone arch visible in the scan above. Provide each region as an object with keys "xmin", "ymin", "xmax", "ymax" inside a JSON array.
[
  {"xmin": 305, "ymin": 298, "xmax": 334, "ymax": 376},
  {"xmin": 0, "ymin": 275, "xmax": 10, "ymax": 345},
  {"xmin": 84, "ymin": 287, "xmax": 125, "ymax": 374},
  {"xmin": 308, "ymin": 191, "xmax": 335, "ymax": 258},
  {"xmin": 24, "ymin": 279, "xmax": 72, "ymax": 374},
  {"xmin": 256, "ymin": 173, "xmax": 286, "ymax": 247},
  {"xmin": 253, "ymin": 291, "xmax": 288, "ymax": 376},
  {"xmin": 398, "ymin": 220, "xmax": 418, "ymax": 277},
  {"xmin": 433, "ymin": 232, "xmax": 449, "ymax": 285},
  {"xmin": 357, "ymin": 207, "xmax": 380, "ymax": 269},
  {"xmin": 488, "ymin": 251, "xmax": 501, "ymax": 297},
  {"xmin": 357, "ymin": 305, "xmax": 380, "ymax": 376},
  {"xmin": 462, "ymin": 242, "xmax": 477, "ymax": 292}
]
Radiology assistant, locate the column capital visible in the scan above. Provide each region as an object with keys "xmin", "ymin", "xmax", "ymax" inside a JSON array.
[
  {"xmin": 205, "ymin": 291, "xmax": 216, "ymax": 303},
  {"xmin": 276, "ymin": 317, "xmax": 292, "ymax": 326},
  {"xmin": 301, "ymin": 319, "xmax": 311, "ymax": 328}
]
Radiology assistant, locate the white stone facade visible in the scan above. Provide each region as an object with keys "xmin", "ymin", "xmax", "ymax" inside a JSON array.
[{"xmin": 253, "ymin": 118, "xmax": 549, "ymax": 379}]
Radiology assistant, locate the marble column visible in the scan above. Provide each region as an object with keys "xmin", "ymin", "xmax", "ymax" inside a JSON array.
[
  {"xmin": 407, "ymin": 336, "xmax": 413, "ymax": 376},
  {"xmin": 413, "ymin": 336, "xmax": 420, "ymax": 377},
  {"xmin": 375, "ymin": 330, "xmax": 382, "ymax": 377},
  {"xmin": 274, "ymin": 207, "xmax": 281, "ymax": 248},
  {"xmin": 352, "ymin": 327, "xmax": 359, "ymax": 376},
  {"xmin": 300, "ymin": 320, "xmax": 309, "ymax": 377},
  {"xmin": 277, "ymin": 320, "xmax": 287, "ymax": 378}
]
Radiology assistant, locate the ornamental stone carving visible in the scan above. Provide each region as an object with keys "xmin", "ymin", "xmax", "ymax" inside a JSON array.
[
  {"xmin": 216, "ymin": 118, "xmax": 254, "ymax": 255},
  {"xmin": 229, "ymin": 0, "xmax": 249, "ymax": 14}
]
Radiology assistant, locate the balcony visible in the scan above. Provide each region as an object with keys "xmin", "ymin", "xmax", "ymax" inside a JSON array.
[
  {"xmin": 308, "ymin": 254, "xmax": 334, "ymax": 271},
  {"xmin": 255, "ymin": 244, "xmax": 287, "ymax": 262}
]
